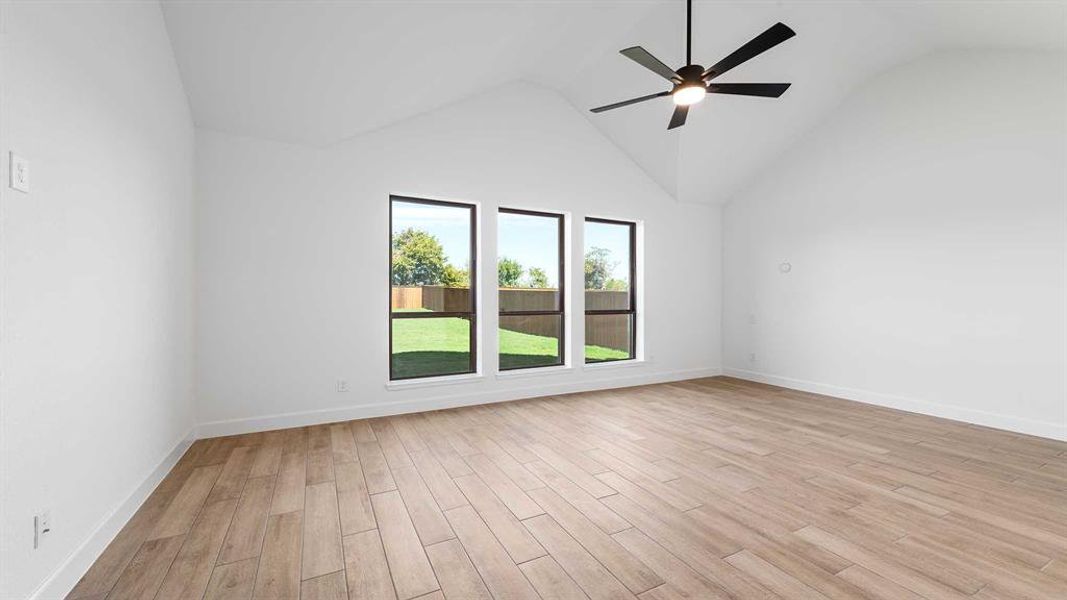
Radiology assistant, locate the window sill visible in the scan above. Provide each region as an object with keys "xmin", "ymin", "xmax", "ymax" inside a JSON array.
[
  {"xmin": 496, "ymin": 365, "xmax": 574, "ymax": 380},
  {"xmin": 583, "ymin": 358, "xmax": 648, "ymax": 371},
  {"xmin": 385, "ymin": 372, "xmax": 484, "ymax": 390}
]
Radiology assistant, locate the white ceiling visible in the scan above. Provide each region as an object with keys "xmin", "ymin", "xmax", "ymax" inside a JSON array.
[{"xmin": 161, "ymin": 0, "xmax": 1066, "ymax": 204}]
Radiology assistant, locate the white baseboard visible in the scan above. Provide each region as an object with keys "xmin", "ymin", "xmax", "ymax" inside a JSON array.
[
  {"xmin": 29, "ymin": 428, "xmax": 197, "ymax": 600},
  {"xmin": 723, "ymin": 367, "xmax": 1066, "ymax": 441},
  {"xmin": 197, "ymin": 366, "xmax": 723, "ymax": 438}
]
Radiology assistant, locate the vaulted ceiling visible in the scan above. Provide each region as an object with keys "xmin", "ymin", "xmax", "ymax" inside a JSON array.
[{"xmin": 161, "ymin": 0, "xmax": 1065, "ymax": 205}]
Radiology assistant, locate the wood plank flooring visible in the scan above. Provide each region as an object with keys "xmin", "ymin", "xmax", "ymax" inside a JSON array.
[{"xmin": 69, "ymin": 377, "xmax": 1067, "ymax": 599}]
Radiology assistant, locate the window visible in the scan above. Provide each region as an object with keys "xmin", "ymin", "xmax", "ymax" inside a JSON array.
[
  {"xmin": 390, "ymin": 196, "xmax": 476, "ymax": 380},
  {"xmin": 584, "ymin": 218, "xmax": 636, "ymax": 362},
  {"xmin": 498, "ymin": 209, "xmax": 564, "ymax": 370}
]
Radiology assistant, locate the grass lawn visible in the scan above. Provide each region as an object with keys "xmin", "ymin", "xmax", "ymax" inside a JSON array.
[{"xmin": 391, "ymin": 315, "xmax": 628, "ymax": 378}]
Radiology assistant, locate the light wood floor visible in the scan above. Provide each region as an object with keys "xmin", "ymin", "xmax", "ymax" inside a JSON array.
[{"xmin": 70, "ymin": 377, "xmax": 1067, "ymax": 599}]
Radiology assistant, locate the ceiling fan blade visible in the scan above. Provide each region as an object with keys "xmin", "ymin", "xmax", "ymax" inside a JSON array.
[
  {"xmin": 702, "ymin": 22, "xmax": 795, "ymax": 81},
  {"xmin": 620, "ymin": 46, "xmax": 681, "ymax": 82},
  {"xmin": 590, "ymin": 91, "xmax": 670, "ymax": 113},
  {"xmin": 707, "ymin": 83, "xmax": 791, "ymax": 98},
  {"xmin": 667, "ymin": 105, "xmax": 689, "ymax": 130}
]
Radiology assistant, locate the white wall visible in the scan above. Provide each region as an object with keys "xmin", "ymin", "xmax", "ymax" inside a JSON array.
[
  {"xmin": 195, "ymin": 81, "xmax": 722, "ymax": 433},
  {"xmin": 0, "ymin": 2, "xmax": 196, "ymax": 598},
  {"xmin": 723, "ymin": 50, "xmax": 1066, "ymax": 440}
]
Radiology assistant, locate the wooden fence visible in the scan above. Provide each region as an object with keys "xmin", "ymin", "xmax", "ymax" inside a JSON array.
[
  {"xmin": 392, "ymin": 286, "xmax": 630, "ymax": 351},
  {"xmin": 391, "ymin": 286, "xmax": 424, "ymax": 309},
  {"xmin": 421, "ymin": 286, "xmax": 472, "ymax": 312},
  {"xmin": 500, "ymin": 288, "xmax": 558, "ymax": 312},
  {"xmin": 582, "ymin": 290, "xmax": 631, "ymax": 353}
]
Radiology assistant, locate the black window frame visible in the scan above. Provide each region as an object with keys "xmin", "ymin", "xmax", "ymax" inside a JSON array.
[
  {"xmin": 389, "ymin": 195, "xmax": 477, "ymax": 381},
  {"xmin": 584, "ymin": 217, "xmax": 637, "ymax": 363},
  {"xmin": 497, "ymin": 208, "xmax": 566, "ymax": 371}
]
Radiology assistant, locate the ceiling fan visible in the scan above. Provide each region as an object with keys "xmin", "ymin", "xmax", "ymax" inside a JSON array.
[{"xmin": 591, "ymin": 0, "xmax": 795, "ymax": 130}]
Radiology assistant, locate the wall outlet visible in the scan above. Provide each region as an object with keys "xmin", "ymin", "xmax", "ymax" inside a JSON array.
[
  {"xmin": 9, "ymin": 152, "xmax": 29, "ymax": 193},
  {"xmin": 747, "ymin": 313, "xmax": 758, "ymax": 325},
  {"xmin": 748, "ymin": 352, "xmax": 757, "ymax": 363},
  {"xmin": 34, "ymin": 511, "xmax": 51, "ymax": 549},
  {"xmin": 336, "ymin": 379, "xmax": 350, "ymax": 392}
]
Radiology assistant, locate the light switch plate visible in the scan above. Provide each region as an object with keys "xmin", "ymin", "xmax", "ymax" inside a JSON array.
[{"xmin": 9, "ymin": 153, "xmax": 29, "ymax": 193}]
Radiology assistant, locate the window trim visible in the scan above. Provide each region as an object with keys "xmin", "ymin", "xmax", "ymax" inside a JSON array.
[
  {"xmin": 389, "ymin": 195, "xmax": 478, "ymax": 381},
  {"xmin": 497, "ymin": 207, "xmax": 566, "ymax": 371},
  {"xmin": 584, "ymin": 216, "xmax": 637, "ymax": 363}
]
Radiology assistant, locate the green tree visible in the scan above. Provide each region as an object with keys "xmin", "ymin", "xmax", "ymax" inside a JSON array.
[
  {"xmin": 604, "ymin": 277, "xmax": 628, "ymax": 291},
  {"xmin": 584, "ymin": 247, "xmax": 616, "ymax": 290},
  {"xmin": 392, "ymin": 228, "xmax": 446, "ymax": 285},
  {"xmin": 526, "ymin": 267, "xmax": 549, "ymax": 289},
  {"xmin": 498, "ymin": 256, "xmax": 523, "ymax": 287},
  {"xmin": 441, "ymin": 263, "xmax": 470, "ymax": 288}
]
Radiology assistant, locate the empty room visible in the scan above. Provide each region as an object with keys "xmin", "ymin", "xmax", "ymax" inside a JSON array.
[{"xmin": 1, "ymin": 0, "xmax": 1065, "ymax": 598}]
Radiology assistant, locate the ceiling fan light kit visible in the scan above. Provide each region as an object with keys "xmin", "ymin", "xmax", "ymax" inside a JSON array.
[
  {"xmin": 672, "ymin": 84, "xmax": 706, "ymax": 106},
  {"xmin": 591, "ymin": 0, "xmax": 795, "ymax": 129}
]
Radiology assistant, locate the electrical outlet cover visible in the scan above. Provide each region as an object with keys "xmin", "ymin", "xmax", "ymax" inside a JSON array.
[{"xmin": 9, "ymin": 153, "xmax": 29, "ymax": 193}]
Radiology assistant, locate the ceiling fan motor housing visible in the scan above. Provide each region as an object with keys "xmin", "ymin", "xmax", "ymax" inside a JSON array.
[{"xmin": 674, "ymin": 64, "xmax": 706, "ymax": 88}]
